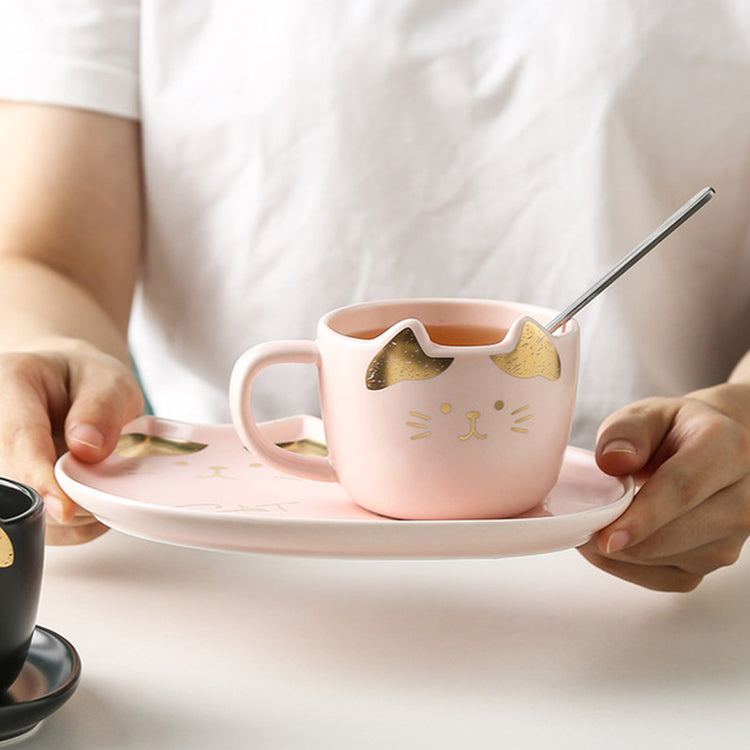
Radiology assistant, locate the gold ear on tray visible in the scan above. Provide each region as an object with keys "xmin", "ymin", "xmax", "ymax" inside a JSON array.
[
  {"xmin": 115, "ymin": 434, "xmax": 209, "ymax": 458},
  {"xmin": 277, "ymin": 438, "xmax": 329, "ymax": 457},
  {"xmin": 366, "ymin": 327, "xmax": 454, "ymax": 391},
  {"xmin": 490, "ymin": 320, "xmax": 561, "ymax": 381}
]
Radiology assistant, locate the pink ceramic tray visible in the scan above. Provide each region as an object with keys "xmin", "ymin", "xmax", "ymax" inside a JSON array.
[{"xmin": 55, "ymin": 415, "xmax": 634, "ymax": 559}]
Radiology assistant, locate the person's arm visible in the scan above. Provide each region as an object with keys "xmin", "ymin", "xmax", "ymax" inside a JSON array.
[
  {"xmin": 579, "ymin": 351, "xmax": 750, "ymax": 591},
  {"xmin": 0, "ymin": 102, "xmax": 145, "ymax": 545}
]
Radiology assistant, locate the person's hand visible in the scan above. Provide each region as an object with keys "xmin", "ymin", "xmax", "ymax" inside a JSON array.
[
  {"xmin": 578, "ymin": 383, "xmax": 750, "ymax": 591},
  {"xmin": 0, "ymin": 339, "xmax": 144, "ymax": 545}
]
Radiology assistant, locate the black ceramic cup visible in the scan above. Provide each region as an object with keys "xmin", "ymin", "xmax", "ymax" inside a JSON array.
[{"xmin": 0, "ymin": 478, "xmax": 45, "ymax": 694}]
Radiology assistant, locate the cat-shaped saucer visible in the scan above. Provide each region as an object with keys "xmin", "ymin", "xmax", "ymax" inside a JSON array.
[{"xmin": 55, "ymin": 415, "xmax": 633, "ymax": 559}]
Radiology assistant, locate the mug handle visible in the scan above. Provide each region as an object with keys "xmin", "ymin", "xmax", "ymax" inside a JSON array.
[{"xmin": 229, "ymin": 340, "xmax": 338, "ymax": 482}]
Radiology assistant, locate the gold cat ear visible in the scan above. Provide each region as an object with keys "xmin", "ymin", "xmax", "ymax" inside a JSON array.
[
  {"xmin": 115, "ymin": 434, "xmax": 209, "ymax": 458},
  {"xmin": 0, "ymin": 528, "xmax": 14, "ymax": 568},
  {"xmin": 490, "ymin": 320, "xmax": 561, "ymax": 380},
  {"xmin": 366, "ymin": 327, "xmax": 454, "ymax": 391}
]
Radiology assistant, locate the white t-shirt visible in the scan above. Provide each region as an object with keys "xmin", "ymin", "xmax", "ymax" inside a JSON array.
[{"xmin": 1, "ymin": 1, "xmax": 749, "ymax": 448}]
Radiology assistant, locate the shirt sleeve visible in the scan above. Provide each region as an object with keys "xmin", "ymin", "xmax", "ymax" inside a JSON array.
[{"xmin": 0, "ymin": 0, "xmax": 140, "ymax": 119}]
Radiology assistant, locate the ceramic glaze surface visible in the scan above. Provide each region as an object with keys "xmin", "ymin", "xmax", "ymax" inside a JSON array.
[
  {"xmin": 0, "ymin": 481, "xmax": 45, "ymax": 694},
  {"xmin": 55, "ymin": 416, "xmax": 634, "ymax": 558},
  {"xmin": 230, "ymin": 299, "xmax": 579, "ymax": 519},
  {"xmin": 0, "ymin": 626, "xmax": 81, "ymax": 743}
]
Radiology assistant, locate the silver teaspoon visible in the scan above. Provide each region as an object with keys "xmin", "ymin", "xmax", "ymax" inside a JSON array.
[{"xmin": 545, "ymin": 186, "xmax": 715, "ymax": 333}]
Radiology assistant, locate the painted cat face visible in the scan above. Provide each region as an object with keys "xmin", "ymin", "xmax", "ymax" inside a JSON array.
[
  {"xmin": 405, "ymin": 399, "xmax": 533, "ymax": 442},
  {"xmin": 365, "ymin": 319, "xmax": 562, "ymax": 445}
]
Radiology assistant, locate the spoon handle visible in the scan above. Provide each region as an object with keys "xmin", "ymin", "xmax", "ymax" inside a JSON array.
[{"xmin": 545, "ymin": 186, "xmax": 715, "ymax": 333}]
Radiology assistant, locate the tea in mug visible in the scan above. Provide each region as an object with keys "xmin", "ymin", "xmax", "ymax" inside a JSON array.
[{"xmin": 350, "ymin": 323, "xmax": 509, "ymax": 347}]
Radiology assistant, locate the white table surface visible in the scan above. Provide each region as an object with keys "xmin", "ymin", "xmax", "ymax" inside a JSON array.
[{"xmin": 23, "ymin": 529, "xmax": 750, "ymax": 750}]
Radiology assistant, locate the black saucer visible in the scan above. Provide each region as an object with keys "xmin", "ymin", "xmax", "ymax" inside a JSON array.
[{"xmin": 0, "ymin": 626, "xmax": 81, "ymax": 743}]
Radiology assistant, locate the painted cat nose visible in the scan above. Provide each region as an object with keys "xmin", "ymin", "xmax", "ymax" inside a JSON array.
[{"xmin": 459, "ymin": 410, "xmax": 488, "ymax": 441}]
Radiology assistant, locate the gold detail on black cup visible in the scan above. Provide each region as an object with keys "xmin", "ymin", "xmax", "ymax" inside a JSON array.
[
  {"xmin": 490, "ymin": 321, "xmax": 561, "ymax": 380},
  {"xmin": 0, "ymin": 528, "xmax": 14, "ymax": 568},
  {"xmin": 366, "ymin": 328, "xmax": 454, "ymax": 391}
]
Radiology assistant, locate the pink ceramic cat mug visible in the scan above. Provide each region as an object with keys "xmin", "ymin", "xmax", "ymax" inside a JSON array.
[{"xmin": 230, "ymin": 298, "xmax": 579, "ymax": 519}]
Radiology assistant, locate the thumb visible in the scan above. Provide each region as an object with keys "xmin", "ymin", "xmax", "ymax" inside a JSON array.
[
  {"xmin": 595, "ymin": 397, "xmax": 680, "ymax": 477},
  {"xmin": 594, "ymin": 397, "xmax": 681, "ymax": 556},
  {"xmin": 65, "ymin": 358, "xmax": 145, "ymax": 464}
]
